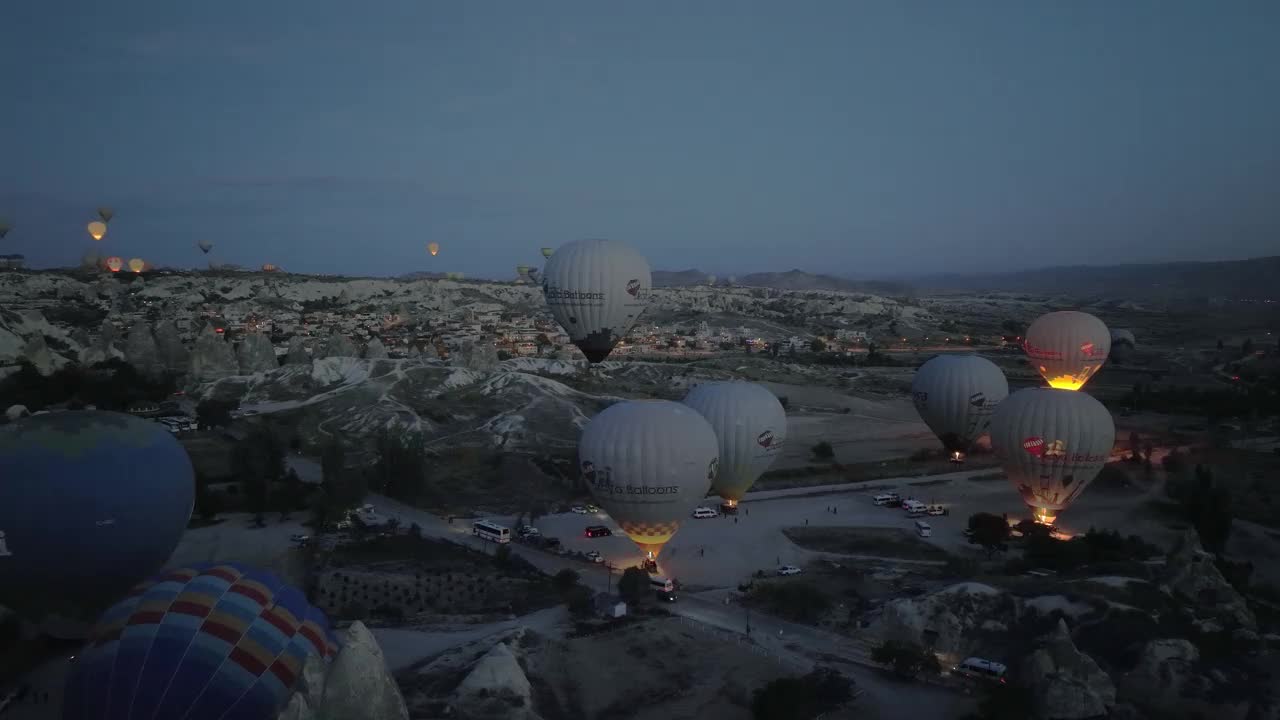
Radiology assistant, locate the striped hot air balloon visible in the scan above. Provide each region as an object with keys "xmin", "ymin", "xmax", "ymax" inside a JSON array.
[{"xmin": 63, "ymin": 562, "xmax": 339, "ymax": 720}]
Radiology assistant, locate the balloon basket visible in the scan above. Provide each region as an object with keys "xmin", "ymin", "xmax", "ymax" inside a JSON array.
[{"xmin": 720, "ymin": 502, "xmax": 739, "ymax": 515}]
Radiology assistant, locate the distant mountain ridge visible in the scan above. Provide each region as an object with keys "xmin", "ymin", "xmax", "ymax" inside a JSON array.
[{"xmin": 652, "ymin": 268, "xmax": 912, "ymax": 295}]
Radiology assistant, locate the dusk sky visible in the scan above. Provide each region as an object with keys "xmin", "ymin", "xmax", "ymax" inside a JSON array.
[{"xmin": 3, "ymin": 1, "xmax": 1278, "ymax": 278}]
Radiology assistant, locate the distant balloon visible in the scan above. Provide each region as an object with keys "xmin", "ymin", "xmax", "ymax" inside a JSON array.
[
  {"xmin": 197, "ymin": 240, "xmax": 213, "ymax": 254},
  {"xmin": 428, "ymin": 242, "xmax": 440, "ymax": 257},
  {"xmin": 706, "ymin": 274, "xmax": 717, "ymax": 285},
  {"xmin": 105, "ymin": 256, "xmax": 123, "ymax": 272},
  {"xmin": 578, "ymin": 400, "xmax": 720, "ymax": 560},
  {"xmin": 128, "ymin": 258, "xmax": 145, "ymax": 273},
  {"xmin": 682, "ymin": 382, "xmax": 786, "ymax": 506},
  {"xmin": 97, "ymin": 207, "xmax": 115, "ymax": 223},
  {"xmin": 262, "ymin": 263, "xmax": 277, "ymax": 272},
  {"xmin": 87, "ymin": 221, "xmax": 107, "ymax": 241},
  {"xmin": 911, "ymin": 354, "xmax": 1009, "ymax": 462},
  {"xmin": 0, "ymin": 220, "xmax": 10, "ymax": 239},
  {"xmin": 64, "ymin": 562, "xmax": 338, "ymax": 720},
  {"xmin": 727, "ymin": 275, "xmax": 737, "ymax": 285},
  {"xmin": 989, "ymin": 387, "xmax": 1115, "ymax": 525},
  {"xmin": 1024, "ymin": 311, "xmax": 1110, "ymax": 390},
  {"xmin": 541, "ymin": 238, "xmax": 652, "ymax": 363},
  {"xmin": 541, "ymin": 247, "xmax": 553, "ymax": 258},
  {"xmin": 0, "ymin": 411, "xmax": 194, "ymax": 625}
]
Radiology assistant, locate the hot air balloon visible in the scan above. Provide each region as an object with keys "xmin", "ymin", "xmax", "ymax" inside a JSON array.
[
  {"xmin": 128, "ymin": 258, "xmax": 145, "ymax": 273},
  {"xmin": 262, "ymin": 263, "xmax": 277, "ymax": 272},
  {"xmin": 911, "ymin": 354, "xmax": 1009, "ymax": 463},
  {"xmin": 97, "ymin": 207, "xmax": 115, "ymax": 223},
  {"xmin": 87, "ymin": 221, "xmax": 107, "ymax": 241},
  {"xmin": 0, "ymin": 411, "xmax": 194, "ymax": 627},
  {"xmin": 197, "ymin": 240, "xmax": 213, "ymax": 254},
  {"xmin": 578, "ymin": 400, "xmax": 720, "ymax": 561},
  {"xmin": 727, "ymin": 275, "xmax": 737, "ymax": 285},
  {"xmin": 105, "ymin": 256, "xmax": 123, "ymax": 272},
  {"xmin": 541, "ymin": 247, "xmax": 553, "ymax": 259},
  {"xmin": 0, "ymin": 220, "xmax": 10, "ymax": 240},
  {"xmin": 542, "ymin": 238, "xmax": 652, "ymax": 363},
  {"xmin": 989, "ymin": 388, "xmax": 1115, "ymax": 526},
  {"xmin": 706, "ymin": 274, "xmax": 717, "ymax": 286},
  {"xmin": 63, "ymin": 562, "xmax": 338, "ymax": 720},
  {"xmin": 681, "ymin": 382, "xmax": 786, "ymax": 509},
  {"xmin": 1023, "ymin": 311, "xmax": 1110, "ymax": 390},
  {"xmin": 428, "ymin": 242, "xmax": 440, "ymax": 257}
]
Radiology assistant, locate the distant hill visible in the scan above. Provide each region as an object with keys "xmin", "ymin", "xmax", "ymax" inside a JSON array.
[
  {"xmin": 911, "ymin": 256, "xmax": 1280, "ymax": 300},
  {"xmin": 653, "ymin": 268, "xmax": 912, "ymax": 295}
]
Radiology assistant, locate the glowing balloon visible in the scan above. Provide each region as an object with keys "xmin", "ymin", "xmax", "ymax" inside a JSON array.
[
  {"xmin": 541, "ymin": 238, "xmax": 652, "ymax": 363},
  {"xmin": 428, "ymin": 242, "xmax": 440, "ymax": 257},
  {"xmin": 541, "ymin": 247, "xmax": 553, "ymax": 258},
  {"xmin": 681, "ymin": 382, "xmax": 786, "ymax": 506},
  {"xmin": 128, "ymin": 258, "xmax": 144, "ymax": 273},
  {"xmin": 1023, "ymin": 311, "xmax": 1110, "ymax": 390},
  {"xmin": 911, "ymin": 354, "xmax": 1009, "ymax": 461},
  {"xmin": 989, "ymin": 387, "xmax": 1115, "ymax": 525},
  {"xmin": 197, "ymin": 240, "xmax": 213, "ymax": 254},
  {"xmin": 64, "ymin": 563, "xmax": 338, "ymax": 720},
  {"xmin": 0, "ymin": 411, "xmax": 194, "ymax": 625},
  {"xmin": 88, "ymin": 221, "xmax": 107, "ymax": 241},
  {"xmin": 97, "ymin": 207, "xmax": 115, "ymax": 223},
  {"xmin": 706, "ymin": 274, "xmax": 717, "ymax": 285},
  {"xmin": 0, "ymin": 220, "xmax": 10, "ymax": 239},
  {"xmin": 262, "ymin": 263, "xmax": 277, "ymax": 272},
  {"xmin": 578, "ymin": 400, "xmax": 720, "ymax": 559},
  {"xmin": 105, "ymin": 256, "xmax": 123, "ymax": 272}
]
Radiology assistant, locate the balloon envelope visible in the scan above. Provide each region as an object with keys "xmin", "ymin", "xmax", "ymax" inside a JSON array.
[
  {"xmin": 63, "ymin": 562, "xmax": 338, "ymax": 720},
  {"xmin": 541, "ymin": 238, "xmax": 652, "ymax": 363},
  {"xmin": 105, "ymin": 256, "xmax": 123, "ymax": 272},
  {"xmin": 578, "ymin": 400, "xmax": 720, "ymax": 558},
  {"xmin": 128, "ymin": 258, "xmax": 145, "ymax": 273},
  {"xmin": 88, "ymin": 221, "xmax": 107, "ymax": 241},
  {"xmin": 428, "ymin": 242, "xmax": 440, "ymax": 256},
  {"xmin": 541, "ymin": 247, "xmax": 553, "ymax": 258},
  {"xmin": 0, "ymin": 411, "xmax": 195, "ymax": 624},
  {"xmin": 911, "ymin": 354, "xmax": 1009, "ymax": 458},
  {"xmin": 197, "ymin": 240, "xmax": 213, "ymax": 254},
  {"xmin": 1024, "ymin": 311, "xmax": 1111, "ymax": 390},
  {"xmin": 682, "ymin": 382, "xmax": 786, "ymax": 504},
  {"xmin": 989, "ymin": 388, "xmax": 1115, "ymax": 525}
]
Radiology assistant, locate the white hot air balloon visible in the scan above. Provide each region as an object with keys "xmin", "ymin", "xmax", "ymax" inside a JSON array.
[
  {"xmin": 1023, "ymin": 311, "xmax": 1111, "ymax": 391},
  {"xmin": 989, "ymin": 387, "xmax": 1115, "ymax": 526},
  {"xmin": 706, "ymin": 274, "xmax": 717, "ymax": 286},
  {"xmin": 911, "ymin": 354, "xmax": 1009, "ymax": 462},
  {"xmin": 682, "ymin": 382, "xmax": 786, "ymax": 509},
  {"xmin": 542, "ymin": 238, "xmax": 652, "ymax": 363},
  {"xmin": 578, "ymin": 400, "xmax": 720, "ymax": 561}
]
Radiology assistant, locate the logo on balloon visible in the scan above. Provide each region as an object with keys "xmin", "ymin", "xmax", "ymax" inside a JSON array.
[
  {"xmin": 969, "ymin": 392, "xmax": 986, "ymax": 407},
  {"xmin": 1022, "ymin": 437, "xmax": 1046, "ymax": 457},
  {"xmin": 757, "ymin": 430, "xmax": 774, "ymax": 448},
  {"xmin": 626, "ymin": 279, "xmax": 641, "ymax": 297},
  {"xmin": 1042, "ymin": 440, "xmax": 1066, "ymax": 458}
]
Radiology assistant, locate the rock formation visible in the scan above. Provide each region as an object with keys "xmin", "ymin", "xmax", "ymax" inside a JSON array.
[
  {"xmin": 188, "ymin": 326, "xmax": 238, "ymax": 382},
  {"xmin": 876, "ymin": 582, "xmax": 1014, "ymax": 658},
  {"xmin": 320, "ymin": 621, "xmax": 409, "ymax": 720},
  {"xmin": 124, "ymin": 324, "xmax": 163, "ymax": 377},
  {"xmin": 285, "ymin": 336, "xmax": 311, "ymax": 364},
  {"xmin": 80, "ymin": 320, "xmax": 125, "ymax": 366},
  {"xmin": 452, "ymin": 340, "xmax": 498, "ymax": 372},
  {"xmin": 420, "ymin": 342, "xmax": 440, "ymax": 360},
  {"xmin": 1162, "ymin": 530, "xmax": 1256, "ymax": 631},
  {"xmin": 237, "ymin": 331, "xmax": 279, "ymax": 374},
  {"xmin": 364, "ymin": 337, "xmax": 389, "ymax": 359},
  {"xmin": 319, "ymin": 330, "xmax": 358, "ymax": 359},
  {"xmin": 1118, "ymin": 639, "xmax": 1251, "ymax": 720},
  {"xmin": 1020, "ymin": 619, "xmax": 1115, "ymax": 720},
  {"xmin": 21, "ymin": 334, "xmax": 56, "ymax": 375},
  {"xmin": 453, "ymin": 640, "xmax": 539, "ymax": 720},
  {"xmin": 407, "ymin": 344, "xmax": 421, "ymax": 359},
  {"xmin": 154, "ymin": 322, "xmax": 189, "ymax": 375}
]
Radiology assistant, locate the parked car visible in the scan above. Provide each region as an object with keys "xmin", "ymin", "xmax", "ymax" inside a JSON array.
[
  {"xmin": 585, "ymin": 550, "xmax": 604, "ymax": 563},
  {"xmin": 777, "ymin": 565, "xmax": 802, "ymax": 576},
  {"xmin": 517, "ymin": 525, "xmax": 540, "ymax": 538},
  {"xmin": 584, "ymin": 526, "xmax": 612, "ymax": 538},
  {"xmin": 873, "ymin": 493, "xmax": 901, "ymax": 506},
  {"xmin": 655, "ymin": 589, "xmax": 677, "ymax": 602},
  {"xmin": 570, "ymin": 505, "xmax": 590, "ymax": 514},
  {"xmin": 927, "ymin": 504, "xmax": 948, "ymax": 516},
  {"xmin": 585, "ymin": 504, "xmax": 599, "ymax": 513},
  {"xmin": 541, "ymin": 537, "xmax": 562, "ymax": 549}
]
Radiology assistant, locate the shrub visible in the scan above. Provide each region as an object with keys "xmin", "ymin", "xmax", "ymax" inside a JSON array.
[
  {"xmin": 811, "ymin": 441, "xmax": 835, "ymax": 460},
  {"xmin": 751, "ymin": 668, "xmax": 852, "ymax": 720},
  {"xmin": 871, "ymin": 640, "xmax": 940, "ymax": 679}
]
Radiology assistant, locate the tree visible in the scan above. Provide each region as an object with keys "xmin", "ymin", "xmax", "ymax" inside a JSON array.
[
  {"xmin": 565, "ymin": 585, "xmax": 594, "ymax": 617},
  {"xmin": 809, "ymin": 337, "xmax": 826, "ymax": 353},
  {"xmin": 871, "ymin": 640, "xmax": 940, "ymax": 679},
  {"xmin": 370, "ymin": 429, "xmax": 427, "ymax": 502},
  {"xmin": 554, "ymin": 568, "xmax": 581, "ymax": 593},
  {"xmin": 968, "ymin": 512, "xmax": 1010, "ymax": 557},
  {"xmin": 235, "ymin": 425, "xmax": 286, "ymax": 526},
  {"xmin": 618, "ymin": 567, "xmax": 650, "ymax": 604},
  {"xmin": 963, "ymin": 683, "xmax": 1036, "ymax": 720},
  {"xmin": 811, "ymin": 441, "xmax": 834, "ymax": 460},
  {"xmin": 196, "ymin": 398, "xmax": 238, "ymax": 429},
  {"xmin": 751, "ymin": 669, "xmax": 853, "ymax": 720}
]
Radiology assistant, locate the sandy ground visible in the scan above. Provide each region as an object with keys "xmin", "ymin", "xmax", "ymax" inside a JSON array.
[
  {"xmin": 165, "ymin": 513, "xmax": 313, "ymax": 586},
  {"xmin": 373, "ymin": 606, "xmax": 568, "ymax": 672}
]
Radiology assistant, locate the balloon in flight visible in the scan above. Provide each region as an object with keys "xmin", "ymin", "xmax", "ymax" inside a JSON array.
[
  {"xmin": 0, "ymin": 411, "xmax": 195, "ymax": 625},
  {"xmin": 262, "ymin": 263, "xmax": 277, "ymax": 272},
  {"xmin": 87, "ymin": 221, "xmax": 107, "ymax": 241},
  {"xmin": 1024, "ymin": 311, "xmax": 1110, "ymax": 390},
  {"xmin": 706, "ymin": 274, "xmax": 717, "ymax": 285},
  {"xmin": 63, "ymin": 562, "xmax": 338, "ymax": 720},
  {"xmin": 989, "ymin": 387, "xmax": 1115, "ymax": 525},
  {"xmin": 104, "ymin": 256, "xmax": 123, "ymax": 272},
  {"xmin": 578, "ymin": 400, "xmax": 720, "ymax": 560},
  {"xmin": 911, "ymin": 354, "xmax": 1009, "ymax": 461},
  {"xmin": 128, "ymin": 258, "xmax": 145, "ymax": 273},
  {"xmin": 197, "ymin": 240, "xmax": 213, "ymax": 254},
  {"xmin": 428, "ymin": 242, "xmax": 440, "ymax": 257},
  {"xmin": 540, "ymin": 247, "xmax": 553, "ymax": 259},
  {"xmin": 681, "ymin": 382, "xmax": 786, "ymax": 506},
  {"xmin": 97, "ymin": 207, "xmax": 115, "ymax": 224},
  {"xmin": 541, "ymin": 238, "xmax": 652, "ymax": 363},
  {"xmin": 0, "ymin": 220, "xmax": 10, "ymax": 239}
]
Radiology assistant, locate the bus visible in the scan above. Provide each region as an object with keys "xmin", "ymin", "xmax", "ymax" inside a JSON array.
[{"xmin": 472, "ymin": 520, "xmax": 511, "ymax": 544}]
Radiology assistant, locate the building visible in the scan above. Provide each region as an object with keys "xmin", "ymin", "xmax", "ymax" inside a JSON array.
[{"xmin": 593, "ymin": 593, "xmax": 627, "ymax": 619}]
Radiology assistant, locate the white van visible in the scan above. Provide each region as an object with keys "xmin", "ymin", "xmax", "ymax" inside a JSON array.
[
  {"xmin": 902, "ymin": 500, "xmax": 927, "ymax": 516},
  {"xmin": 954, "ymin": 657, "xmax": 1007, "ymax": 682},
  {"xmin": 873, "ymin": 493, "xmax": 901, "ymax": 506},
  {"xmin": 914, "ymin": 520, "xmax": 932, "ymax": 538},
  {"xmin": 472, "ymin": 520, "xmax": 511, "ymax": 544},
  {"xmin": 691, "ymin": 506, "xmax": 718, "ymax": 519},
  {"xmin": 649, "ymin": 575, "xmax": 674, "ymax": 593}
]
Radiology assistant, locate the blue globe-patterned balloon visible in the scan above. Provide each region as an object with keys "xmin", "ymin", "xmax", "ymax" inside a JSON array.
[
  {"xmin": 0, "ymin": 410, "xmax": 195, "ymax": 623},
  {"xmin": 63, "ymin": 563, "xmax": 340, "ymax": 720}
]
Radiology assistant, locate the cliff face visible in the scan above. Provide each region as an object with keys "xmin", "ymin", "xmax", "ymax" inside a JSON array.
[
  {"xmin": 188, "ymin": 326, "xmax": 238, "ymax": 382},
  {"xmin": 238, "ymin": 331, "xmax": 279, "ymax": 374},
  {"xmin": 320, "ymin": 330, "xmax": 358, "ymax": 359},
  {"xmin": 452, "ymin": 340, "xmax": 498, "ymax": 372},
  {"xmin": 364, "ymin": 337, "xmax": 389, "ymax": 359}
]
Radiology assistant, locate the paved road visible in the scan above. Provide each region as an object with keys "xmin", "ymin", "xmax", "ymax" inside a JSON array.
[{"xmin": 362, "ymin": 495, "xmax": 977, "ymax": 720}]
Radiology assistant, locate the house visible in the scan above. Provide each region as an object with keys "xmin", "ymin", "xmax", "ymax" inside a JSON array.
[{"xmin": 593, "ymin": 593, "xmax": 627, "ymax": 619}]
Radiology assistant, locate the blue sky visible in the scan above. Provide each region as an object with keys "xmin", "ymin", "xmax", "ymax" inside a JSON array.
[{"xmin": 3, "ymin": 0, "xmax": 1278, "ymax": 278}]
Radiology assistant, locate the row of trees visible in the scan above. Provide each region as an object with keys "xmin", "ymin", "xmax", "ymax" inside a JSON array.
[{"xmin": 0, "ymin": 359, "xmax": 177, "ymax": 415}]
